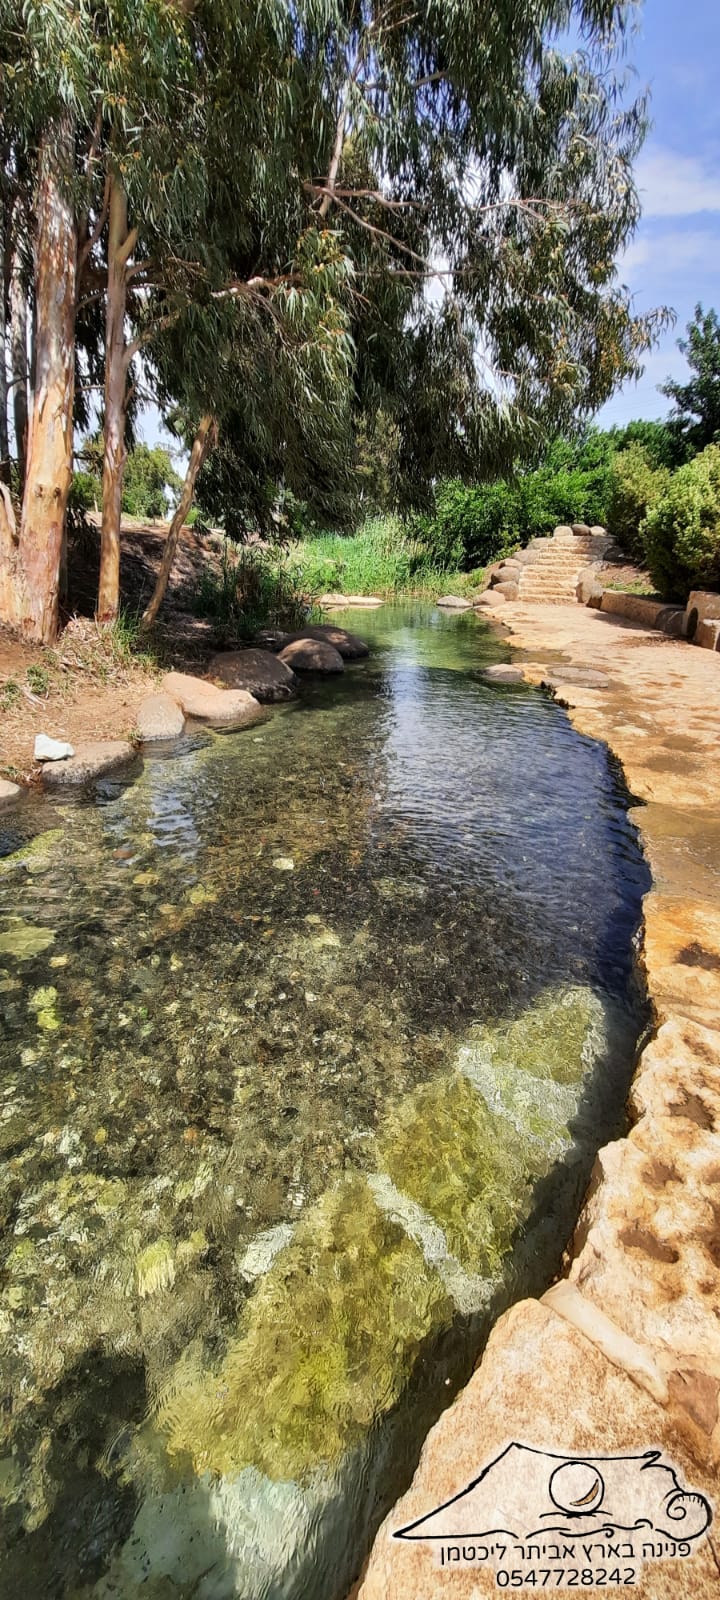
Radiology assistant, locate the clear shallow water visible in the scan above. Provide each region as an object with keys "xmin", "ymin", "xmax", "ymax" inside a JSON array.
[{"xmin": 0, "ymin": 604, "xmax": 650, "ymax": 1599}]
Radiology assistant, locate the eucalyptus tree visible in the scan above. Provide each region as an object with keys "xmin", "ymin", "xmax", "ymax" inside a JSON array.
[{"xmin": 0, "ymin": 0, "xmax": 664, "ymax": 642}]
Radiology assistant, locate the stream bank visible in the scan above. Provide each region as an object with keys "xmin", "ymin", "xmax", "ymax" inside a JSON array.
[{"xmin": 355, "ymin": 599, "xmax": 720, "ymax": 1599}]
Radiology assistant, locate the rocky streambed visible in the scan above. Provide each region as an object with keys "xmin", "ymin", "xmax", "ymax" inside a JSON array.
[{"xmin": 0, "ymin": 604, "xmax": 650, "ymax": 1599}]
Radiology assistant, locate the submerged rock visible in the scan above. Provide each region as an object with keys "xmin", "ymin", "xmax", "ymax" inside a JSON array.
[
  {"xmin": 162, "ymin": 671, "xmax": 265, "ymax": 728},
  {"xmin": 136, "ymin": 692, "xmax": 185, "ymax": 741},
  {"xmin": 481, "ymin": 664, "xmax": 524, "ymax": 683},
  {"xmin": 40, "ymin": 740, "xmax": 137, "ymax": 788},
  {"xmin": 280, "ymin": 624, "xmax": 369, "ymax": 660},
  {"xmin": 278, "ymin": 638, "xmax": 345, "ymax": 674},
  {"xmin": 0, "ymin": 918, "xmax": 56, "ymax": 958},
  {"xmin": 208, "ymin": 648, "xmax": 298, "ymax": 702}
]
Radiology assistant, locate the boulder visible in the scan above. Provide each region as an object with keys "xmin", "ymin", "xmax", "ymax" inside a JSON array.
[
  {"xmin": 278, "ymin": 638, "xmax": 344, "ymax": 673},
  {"xmin": 40, "ymin": 741, "xmax": 138, "ymax": 788},
  {"xmin": 474, "ymin": 590, "xmax": 505, "ymax": 607},
  {"xmin": 254, "ymin": 627, "xmax": 291, "ymax": 652},
  {"xmin": 435, "ymin": 595, "xmax": 472, "ymax": 610},
  {"xmin": 553, "ymin": 524, "xmax": 574, "ymax": 538},
  {"xmin": 577, "ymin": 567, "xmax": 605, "ymax": 608},
  {"xmin": 280, "ymin": 624, "xmax": 369, "ymax": 660},
  {"xmin": 494, "ymin": 581, "xmax": 519, "ymax": 600},
  {"xmin": 208, "ymin": 648, "xmax": 298, "ymax": 701},
  {"xmin": 482, "ymin": 663, "xmax": 524, "ymax": 683},
  {"xmin": 590, "ymin": 524, "xmax": 607, "ymax": 538},
  {"xmin": 162, "ymin": 671, "xmax": 265, "ymax": 728},
  {"xmin": 136, "ymin": 692, "xmax": 185, "ymax": 741},
  {"xmin": 34, "ymin": 734, "xmax": 74, "ymax": 762},
  {"xmin": 319, "ymin": 593, "xmax": 383, "ymax": 608},
  {"xmin": 571, "ymin": 522, "xmax": 591, "ymax": 536},
  {"xmin": 0, "ymin": 777, "xmax": 22, "ymax": 807}
]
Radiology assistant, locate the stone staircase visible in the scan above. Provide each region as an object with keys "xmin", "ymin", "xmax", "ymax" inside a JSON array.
[{"xmin": 492, "ymin": 524, "xmax": 611, "ymax": 606}]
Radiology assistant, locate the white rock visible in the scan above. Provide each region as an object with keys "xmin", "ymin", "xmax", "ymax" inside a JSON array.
[{"xmin": 34, "ymin": 735, "xmax": 75, "ymax": 763}]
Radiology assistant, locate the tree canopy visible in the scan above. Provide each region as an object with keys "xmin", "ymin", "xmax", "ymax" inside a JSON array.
[
  {"xmin": 0, "ymin": 0, "xmax": 668, "ymax": 639},
  {"xmin": 660, "ymin": 304, "xmax": 720, "ymax": 457}
]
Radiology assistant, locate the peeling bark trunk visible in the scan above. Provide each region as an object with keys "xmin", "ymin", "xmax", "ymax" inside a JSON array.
[
  {"xmin": 0, "ymin": 481, "xmax": 19, "ymax": 619},
  {"xmin": 98, "ymin": 173, "xmax": 132, "ymax": 622},
  {"xmin": 9, "ymin": 237, "xmax": 29, "ymax": 492},
  {"xmin": 15, "ymin": 116, "xmax": 77, "ymax": 644},
  {"xmin": 141, "ymin": 415, "xmax": 217, "ymax": 628},
  {"xmin": 0, "ymin": 205, "xmax": 10, "ymax": 483}
]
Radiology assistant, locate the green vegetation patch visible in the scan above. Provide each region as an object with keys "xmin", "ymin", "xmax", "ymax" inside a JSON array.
[{"xmin": 158, "ymin": 1175, "xmax": 452, "ymax": 1480}]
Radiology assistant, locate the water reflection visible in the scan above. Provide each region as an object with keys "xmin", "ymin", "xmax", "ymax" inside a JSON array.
[{"xmin": 0, "ymin": 605, "xmax": 649, "ymax": 1598}]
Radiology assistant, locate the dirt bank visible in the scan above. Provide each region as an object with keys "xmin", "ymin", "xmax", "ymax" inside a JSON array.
[
  {"xmin": 0, "ymin": 519, "xmax": 234, "ymax": 781},
  {"xmin": 355, "ymin": 600, "xmax": 720, "ymax": 1598}
]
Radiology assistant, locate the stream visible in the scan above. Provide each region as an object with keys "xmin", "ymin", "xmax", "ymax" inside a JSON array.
[{"xmin": 0, "ymin": 603, "xmax": 650, "ymax": 1599}]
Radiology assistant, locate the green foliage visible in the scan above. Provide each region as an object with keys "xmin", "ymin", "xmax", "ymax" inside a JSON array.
[
  {"xmin": 121, "ymin": 445, "xmax": 181, "ymax": 520},
  {"xmin": 26, "ymin": 664, "xmax": 49, "ymax": 696},
  {"xmin": 607, "ymin": 444, "xmax": 671, "ymax": 559},
  {"xmin": 642, "ymin": 444, "xmax": 720, "ymax": 601},
  {"xmin": 69, "ymin": 471, "xmax": 99, "ymax": 514},
  {"xmin": 660, "ymin": 305, "xmax": 720, "ymax": 455},
  {"xmin": 289, "ymin": 516, "xmax": 453, "ymax": 598},
  {"xmin": 194, "ymin": 543, "xmax": 314, "ymax": 636}
]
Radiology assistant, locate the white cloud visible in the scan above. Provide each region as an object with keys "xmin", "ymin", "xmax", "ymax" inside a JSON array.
[
  {"xmin": 620, "ymin": 227, "xmax": 720, "ymax": 279},
  {"xmin": 635, "ymin": 147, "xmax": 720, "ymax": 218}
]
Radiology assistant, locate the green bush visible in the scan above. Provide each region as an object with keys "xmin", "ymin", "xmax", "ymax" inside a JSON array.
[
  {"xmin": 642, "ymin": 444, "xmax": 720, "ymax": 601},
  {"xmin": 607, "ymin": 444, "xmax": 671, "ymax": 560},
  {"xmin": 195, "ymin": 543, "xmax": 314, "ymax": 634},
  {"xmin": 290, "ymin": 515, "xmax": 448, "ymax": 596},
  {"xmin": 69, "ymin": 471, "xmax": 100, "ymax": 513}
]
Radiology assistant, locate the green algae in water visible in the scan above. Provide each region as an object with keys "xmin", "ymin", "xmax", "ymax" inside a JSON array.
[
  {"xmin": 0, "ymin": 605, "xmax": 650, "ymax": 1599},
  {"xmin": 0, "ymin": 919, "xmax": 55, "ymax": 958},
  {"xmin": 159, "ymin": 1174, "xmax": 452, "ymax": 1481}
]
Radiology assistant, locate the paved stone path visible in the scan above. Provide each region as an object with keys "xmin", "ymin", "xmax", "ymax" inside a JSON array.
[{"xmin": 355, "ymin": 602, "xmax": 720, "ymax": 1600}]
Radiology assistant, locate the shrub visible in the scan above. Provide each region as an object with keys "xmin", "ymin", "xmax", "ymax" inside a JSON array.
[
  {"xmin": 607, "ymin": 444, "xmax": 671, "ymax": 560},
  {"xmin": 195, "ymin": 543, "xmax": 314, "ymax": 634},
  {"xmin": 642, "ymin": 443, "xmax": 720, "ymax": 601}
]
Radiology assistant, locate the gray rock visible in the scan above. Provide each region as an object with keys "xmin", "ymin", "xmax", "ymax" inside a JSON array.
[
  {"xmin": 136, "ymin": 692, "xmax": 185, "ymax": 741},
  {"xmin": 319, "ymin": 593, "xmax": 383, "ymax": 608},
  {"xmin": 278, "ymin": 638, "xmax": 344, "ymax": 673},
  {"xmin": 34, "ymin": 734, "xmax": 74, "ymax": 762},
  {"xmin": 0, "ymin": 777, "xmax": 22, "ymax": 807},
  {"xmin": 474, "ymin": 590, "xmax": 505, "ymax": 606},
  {"xmin": 436, "ymin": 595, "xmax": 472, "ymax": 610},
  {"xmin": 280, "ymin": 624, "xmax": 369, "ymax": 660},
  {"xmin": 209, "ymin": 648, "xmax": 297, "ymax": 702},
  {"xmin": 40, "ymin": 740, "xmax": 138, "ymax": 788},
  {"xmin": 482, "ymin": 664, "xmax": 524, "ymax": 684},
  {"xmin": 162, "ymin": 671, "xmax": 265, "ymax": 728},
  {"xmin": 254, "ymin": 627, "xmax": 291, "ymax": 653},
  {"xmin": 571, "ymin": 523, "xmax": 591, "ymax": 536}
]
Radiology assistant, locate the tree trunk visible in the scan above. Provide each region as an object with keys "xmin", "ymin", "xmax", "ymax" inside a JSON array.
[
  {"xmin": 141, "ymin": 415, "xmax": 217, "ymax": 628},
  {"xmin": 98, "ymin": 173, "xmax": 132, "ymax": 623},
  {"xmin": 9, "ymin": 234, "xmax": 29, "ymax": 492},
  {"xmin": 15, "ymin": 116, "xmax": 77, "ymax": 643},
  {"xmin": 0, "ymin": 204, "xmax": 10, "ymax": 483}
]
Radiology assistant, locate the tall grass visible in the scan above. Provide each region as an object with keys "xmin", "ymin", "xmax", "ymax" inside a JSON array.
[
  {"xmin": 288, "ymin": 514, "xmax": 481, "ymax": 598},
  {"xmin": 194, "ymin": 542, "xmax": 318, "ymax": 634}
]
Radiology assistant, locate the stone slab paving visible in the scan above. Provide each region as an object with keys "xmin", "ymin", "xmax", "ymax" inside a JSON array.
[{"xmin": 355, "ymin": 602, "xmax": 720, "ymax": 1599}]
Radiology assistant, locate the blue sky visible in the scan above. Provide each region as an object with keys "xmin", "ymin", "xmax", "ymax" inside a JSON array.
[{"xmin": 597, "ymin": 0, "xmax": 720, "ymax": 425}]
